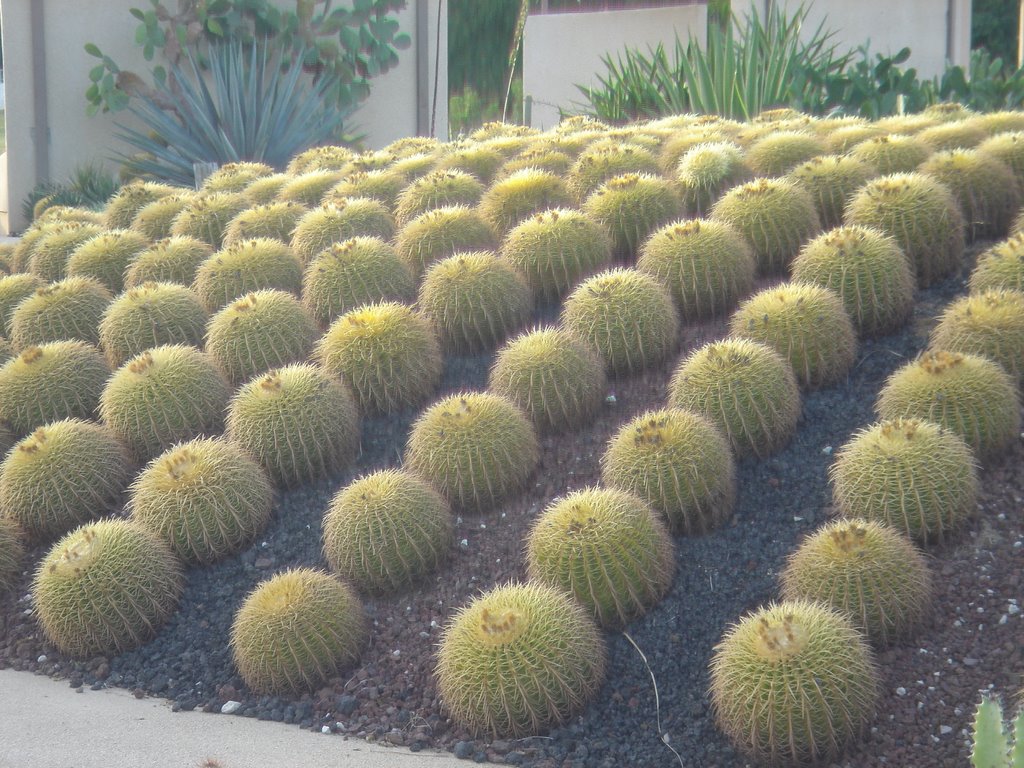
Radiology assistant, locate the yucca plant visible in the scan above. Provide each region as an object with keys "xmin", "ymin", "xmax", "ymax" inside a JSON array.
[
  {"xmin": 115, "ymin": 39, "xmax": 349, "ymax": 187},
  {"xmin": 577, "ymin": 3, "xmax": 851, "ymax": 123}
]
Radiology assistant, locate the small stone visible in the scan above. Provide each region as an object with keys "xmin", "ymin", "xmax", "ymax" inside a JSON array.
[
  {"xmin": 963, "ymin": 657, "xmax": 980, "ymax": 666},
  {"xmin": 221, "ymin": 700, "xmax": 242, "ymax": 714},
  {"xmin": 454, "ymin": 740, "xmax": 474, "ymax": 759},
  {"xmin": 254, "ymin": 555, "xmax": 274, "ymax": 569},
  {"xmin": 321, "ymin": 725, "xmax": 331, "ymax": 734},
  {"xmin": 336, "ymin": 695, "xmax": 358, "ymax": 716},
  {"xmin": 896, "ymin": 687, "xmax": 908, "ymax": 696},
  {"xmin": 940, "ymin": 725, "xmax": 953, "ymax": 735},
  {"xmin": 36, "ymin": 655, "xmax": 46, "ymax": 663}
]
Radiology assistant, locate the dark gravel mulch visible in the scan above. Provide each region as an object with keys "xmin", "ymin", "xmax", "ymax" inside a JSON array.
[{"xmin": 1, "ymin": 250, "xmax": 1021, "ymax": 768}]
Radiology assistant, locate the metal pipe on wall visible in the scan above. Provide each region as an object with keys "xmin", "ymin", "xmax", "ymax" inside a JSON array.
[{"xmin": 30, "ymin": 0, "xmax": 50, "ymax": 183}]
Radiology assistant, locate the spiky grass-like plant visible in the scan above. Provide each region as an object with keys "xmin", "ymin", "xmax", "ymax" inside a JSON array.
[
  {"xmin": 780, "ymin": 519, "xmax": 933, "ymax": 645},
  {"xmin": 393, "ymin": 170, "xmax": 485, "ymax": 226},
  {"xmin": 830, "ymin": 417, "xmax": 979, "ymax": 543},
  {"xmin": 0, "ymin": 419, "xmax": 133, "ymax": 544},
  {"xmin": 669, "ymin": 337, "xmax": 801, "ymax": 458},
  {"xmin": 567, "ymin": 142, "xmax": 660, "ymax": 203},
  {"xmin": 0, "ymin": 342, "xmax": 110, "ymax": 436},
  {"xmin": 844, "ymin": 172, "xmax": 965, "ymax": 288},
  {"xmin": 9, "ymin": 277, "xmax": 112, "ymax": 350},
  {"xmin": 435, "ymin": 581, "xmax": 606, "ymax": 738},
  {"xmin": 32, "ymin": 519, "xmax": 183, "ymax": 657},
  {"xmin": 130, "ymin": 193, "xmax": 194, "ymax": 241},
  {"xmin": 98, "ymin": 281, "xmax": 207, "ymax": 368},
  {"xmin": 0, "ymin": 274, "xmax": 43, "ymax": 337},
  {"xmin": 127, "ymin": 437, "xmax": 272, "ymax": 565},
  {"xmin": 499, "ymin": 209, "xmax": 613, "ymax": 304},
  {"xmin": 969, "ymin": 234, "xmax": 1024, "ymax": 293},
  {"xmin": 169, "ymin": 192, "xmax": 249, "ymax": 249},
  {"xmin": 65, "ymin": 230, "xmax": 150, "ymax": 296},
  {"xmin": 709, "ymin": 600, "xmax": 879, "ymax": 767},
  {"xmin": 786, "ymin": 155, "xmax": 876, "ymax": 230},
  {"xmin": 791, "ymin": 226, "xmax": 915, "ymax": 339},
  {"xmin": 221, "ymin": 201, "xmax": 307, "ymax": 247},
  {"xmin": 192, "ymin": 238, "xmax": 303, "ymax": 312},
  {"xmin": 322, "ymin": 468, "xmax": 453, "ymax": 594},
  {"xmin": 561, "ymin": 268, "xmax": 678, "ymax": 375},
  {"xmin": 29, "ymin": 223, "xmax": 105, "ymax": 283},
  {"xmin": 104, "ymin": 181, "xmax": 180, "ymax": 230},
  {"xmin": 488, "ymin": 326, "xmax": 607, "ymax": 434},
  {"xmin": 405, "ymin": 391, "xmax": 539, "ymax": 512},
  {"xmin": 876, "ymin": 351, "xmax": 1020, "ymax": 462},
  {"xmin": 301, "ymin": 237, "xmax": 416, "ymax": 328},
  {"xmin": 418, "ymin": 251, "xmax": 533, "ymax": 354},
  {"xmin": 582, "ymin": 173, "xmax": 682, "ymax": 259},
  {"xmin": 849, "ymin": 134, "xmax": 933, "ymax": 175},
  {"xmin": 99, "ymin": 344, "xmax": 231, "ymax": 461},
  {"xmin": 918, "ymin": 149, "xmax": 1021, "ymax": 242},
  {"xmin": 315, "ymin": 301, "xmax": 442, "ymax": 414},
  {"xmin": 275, "ymin": 170, "xmax": 346, "ymax": 207},
  {"xmin": 730, "ymin": 282, "xmax": 857, "ymax": 390},
  {"xmin": 394, "ymin": 206, "xmax": 496, "ymax": 281},
  {"xmin": 929, "ymin": 289, "xmax": 1024, "ymax": 383},
  {"xmin": 124, "ymin": 236, "xmax": 213, "ymax": 289},
  {"xmin": 674, "ymin": 141, "xmax": 751, "ymax": 216},
  {"xmin": 637, "ymin": 218, "xmax": 756, "ymax": 322},
  {"xmin": 525, "ymin": 486, "xmax": 674, "ymax": 628},
  {"xmin": 290, "ymin": 199, "xmax": 397, "ymax": 266},
  {"xmin": 226, "ymin": 364, "xmax": 359, "ymax": 487},
  {"xmin": 478, "ymin": 169, "xmax": 573, "ymax": 235},
  {"xmin": 710, "ymin": 177, "xmax": 821, "ymax": 275},
  {"xmin": 231, "ymin": 568, "xmax": 367, "ymax": 695},
  {"xmin": 204, "ymin": 290, "xmax": 317, "ymax": 385},
  {"xmin": 601, "ymin": 408, "xmax": 736, "ymax": 536}
]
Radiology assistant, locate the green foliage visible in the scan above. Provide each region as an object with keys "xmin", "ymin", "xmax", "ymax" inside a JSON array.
[
  {"xmin": 85, "ymin": 0, "xmax": 409, "ymax": 115},
  {"xmin": 31, "ymin": 519, "xmax": 183, "ymax": 657},
  {"xmin": 128, "ymin": 437, "xmax": 273, "ymax": 565},
  {"xmin": 22, "ymin": 165, "xmax": 121, "ymax": 224},
  {"xmin": 435, "ymin": 581, "xmax": 606, "ymax": 738},
  {"xmin": 577, "ymin": 4, "xmax": 852, "ymax": 123}
]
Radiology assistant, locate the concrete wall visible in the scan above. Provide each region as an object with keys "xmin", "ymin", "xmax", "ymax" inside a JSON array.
[
  {"xmin": 523, "ymin": 4, "xmax": 708, "ymax": 130},
  {"xmin": 0, "ymin": 0, "xmax": 447, "ymax": 235},
  {"xmin": 772, "ymin": 0, "xmax": 972, "ymax": 80},
  {"xmin": 523, "ymin": 0, "xmax": 972, "ymax": 131}
]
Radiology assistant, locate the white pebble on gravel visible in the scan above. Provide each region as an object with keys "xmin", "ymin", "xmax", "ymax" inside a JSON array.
[
  {"xmin": 940, "ymin": 725, "xmax": 953, "ymax": 735},
  {"xmin": 896, "ymin": 687, "xmax": 907, "ymax": 696},
  {"xmin": 36, "ymin": 655, "xmax": 46, "ymax": 663},
  {"xmin": 221, "ymin": 700, "xmax": 241, "ymax": 714}
]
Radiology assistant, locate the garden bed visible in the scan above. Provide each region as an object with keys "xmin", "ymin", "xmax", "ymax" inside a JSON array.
[{"xmin": 1, "ymin": 243, "xmax": 1020, "ymax": 768}]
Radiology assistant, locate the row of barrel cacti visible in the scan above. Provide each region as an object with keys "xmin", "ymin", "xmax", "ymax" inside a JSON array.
[{"xmin": 0, "ymin": 104, "xmax": 1022, "ymax": 765}]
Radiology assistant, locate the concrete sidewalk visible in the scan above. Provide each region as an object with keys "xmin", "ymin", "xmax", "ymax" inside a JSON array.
[{"xmin": 0, "ymin": 669, "xmax": 465, "ymax": 768}]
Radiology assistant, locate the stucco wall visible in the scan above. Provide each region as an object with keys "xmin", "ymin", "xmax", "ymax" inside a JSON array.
[
  {"xmin": 523, "ymin": 4, "xmax": 708, "ymax": 130},
  {"xmin": 0, "ymin": 1, "xmax": 447, "ymax": 235},
  {"xmin": 523, "ymin": 0, "xmax": 973, "ymax": 131}
]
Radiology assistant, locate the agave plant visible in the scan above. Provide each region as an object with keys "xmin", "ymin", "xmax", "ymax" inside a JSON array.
[{"xmin": 115, "ymin": 38, "xmax": 350, "ymax": 187}]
